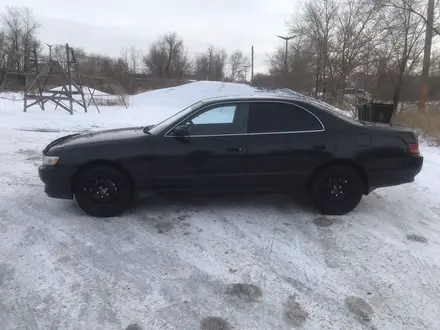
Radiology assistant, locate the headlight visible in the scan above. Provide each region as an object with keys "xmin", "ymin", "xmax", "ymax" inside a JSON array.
[{"xmin": 42, "ymin": 155, "xmax": 59, "ymax": 165}]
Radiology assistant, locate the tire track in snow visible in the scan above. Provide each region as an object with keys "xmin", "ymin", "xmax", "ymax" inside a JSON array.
[
  {"xmin": 372, "ymin": 189, "xmax": 440, "ymax": 298},
  {"xmin": 216, "ymin": 209, "xmax": 301, "ymax": 279},
  {"xmin": 213, "ymin": 206, "xmax": 346, "ymax": 313}
]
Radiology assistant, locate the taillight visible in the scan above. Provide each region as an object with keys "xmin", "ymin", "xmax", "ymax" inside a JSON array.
[{"xmin": 408, "ymin": 143, "xmax": 420, "ymax": 155}]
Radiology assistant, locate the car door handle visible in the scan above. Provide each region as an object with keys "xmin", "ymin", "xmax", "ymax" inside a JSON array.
[{"xmin": 226, "ymin": 147, "xmax": 242, "ymax": 152}]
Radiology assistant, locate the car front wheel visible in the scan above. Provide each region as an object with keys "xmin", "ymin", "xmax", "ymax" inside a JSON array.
[
  {"xmin": 309, "ymin": 165, "xmax": 364, "ymax": 215},
  {"xmin": 73, "ymin": 166, "xmax": 132, "ymax": 217}
]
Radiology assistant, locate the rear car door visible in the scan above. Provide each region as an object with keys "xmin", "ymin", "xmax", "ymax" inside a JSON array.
[
  {"xmin": 246, "ymin": 101, "xmax": 333, "ymax": 190},
  {"xmin": 152, "ymin": 102, "xmax": 249, "ymax": 192}
]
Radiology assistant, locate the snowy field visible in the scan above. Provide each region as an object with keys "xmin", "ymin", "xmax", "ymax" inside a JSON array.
[{"xmin": 1, "ymin": 81, "xmax": 440, "ymax": 330}]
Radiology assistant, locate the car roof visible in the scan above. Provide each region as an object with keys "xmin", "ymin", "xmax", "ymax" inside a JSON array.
[
  {"xmin": 197, "ymin": 93, "xmax": 354, "ymax": 119},
  {"xmin": 198, "ymin": 94, "xmax": 303, "ymax": 104}
]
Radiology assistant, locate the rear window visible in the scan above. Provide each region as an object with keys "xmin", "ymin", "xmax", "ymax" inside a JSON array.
[
  {"xmin": 248, "ymin": 102, "xmax": 323, "ymax": 133},
  {"xmin": 305, "ymin": 99, "xmax": 363, "ymax": 126}
]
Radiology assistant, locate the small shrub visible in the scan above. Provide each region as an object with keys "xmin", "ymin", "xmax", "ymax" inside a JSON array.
[{"xmin": 393, "ymin": 110, "xmax": 440, "ymax": 146}]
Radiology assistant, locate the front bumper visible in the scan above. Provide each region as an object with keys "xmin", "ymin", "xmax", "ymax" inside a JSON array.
[{"xmin": 38, "ymin": 165, "xmax": 75, "ymax": 199}]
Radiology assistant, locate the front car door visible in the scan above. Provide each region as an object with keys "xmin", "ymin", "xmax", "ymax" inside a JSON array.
[
  {"xmin": 245, "ymin": 101, "xmax": 334, "ymax": 191},
  {"xmin": 151, "ymin": 102, "xmax": 249, "ymax": 192}
]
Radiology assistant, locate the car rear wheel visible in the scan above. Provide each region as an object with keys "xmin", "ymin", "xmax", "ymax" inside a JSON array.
[
  {"xmin": 73, "ymin": 166, "xmax": 132, "ymax": 217},
  {"xmin": 309, "ymin": 165, "xmax": 363, "ymax": 215}
]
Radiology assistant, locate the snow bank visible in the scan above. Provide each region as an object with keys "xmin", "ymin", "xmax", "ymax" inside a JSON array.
[{"xmin": 0, "ymin": 81, "xmax": 351, "ymax": 133}]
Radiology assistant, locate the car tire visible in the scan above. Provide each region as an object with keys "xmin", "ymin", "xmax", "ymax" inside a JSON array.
[
  {"xmin": 73, "ymin": 166, "xmax": 132, "ymax": 217},
  {"xmin": 309, "ymin": 165, "xmax": 364, "ymax": 215}
]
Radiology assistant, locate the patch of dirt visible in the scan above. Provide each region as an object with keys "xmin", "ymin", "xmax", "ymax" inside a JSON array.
[
  {"xmin": 155, "ymin": 221, "xmax": 174, "ymax": 234},
  {"xmin": 284, "ymin": 277, "xmax": 313, "ymax": 295},
  {"xmin": 283, "ymin": 294, "xmax": 309, "ymax": 327},
  {"xmin": 345, "ymin": 296, "xmax": 374, "ymax": 323},
  {"xmin": 0, "ymin": 263, "xmax": 15, "ymax": 286},
  {"xmin": 177, "ymin": 214, "xmax": 190, "ymax": 221},
  {"xmin": 432, "ymin": 206, "xmax": 440, "ymax": 216},
  {"xmin": 0, "ymin": 211, "xmax": 8, "ymax": 233},
  {"xmin": 325, "ymin": 258, "xmax": 340, "ymax": 269},
  {"xmin": 57, "ymin": 256, "xmax": 72, "ymax": 263},
  {"xmin": 70, "ymin": 283, "xmax": 81, "ymax": 291},
  {"xmin": 406, "ymin": 234, "xmax": 428, "ymax": 243},
  {"xmin": 225, "ymin": 283, "xmax": 262, "ymax": 303},
  {"xmin": 200, "ymin": 316, "xmax": 231, "ymax": 330},
  {"xmin": 313, "ymin": 217, "xmax": 338, "ymax": 227},
  {"xmin": 125, "ymin": 323, "xmax": 143, "ymax": 330},
  {"xmin": 274, "ymin": 227, "xmax": 288, "ymax": 235}
]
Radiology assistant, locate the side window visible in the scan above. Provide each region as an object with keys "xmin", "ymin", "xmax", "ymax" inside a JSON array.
[
  {"xmin": 178, "ymin": 103, "xmax": 248, "ymax": 136},
  {"xmin": 248, "ymin": 102, "xmax": 323, "ymax": 133},
  {"xmin": 192, "ymin": 106, "xmax": 236, "ymax": 124}
]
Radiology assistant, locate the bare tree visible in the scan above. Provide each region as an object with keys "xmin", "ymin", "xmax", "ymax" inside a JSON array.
[
  {"xmin": 429, "ymin": 50, "xmax": 440, "ymax": 75},
  {"xmin": 228, "ymin": 50, "xmax": 250, "ymax": 82},
  {"xmin": 327, "ymin": 0, "xmax": 381, "ymax": 100},
  {"xmin": 1, "ymin": 6, "xmax": 40, "ymax": 73},
  {"xmin": 121, "ymin": 46, "xmax": 141, "ymax": 74},
  {"xmin": 194, "ymin": 46, "xmax": 227, "ymax": 81},
  {"xmin": 143, "ymin": 32, "xmax": 191, "ymax": 78},
  {"xmin": 129, "ymin": 46, "xmax": 140, "ymax": 74},
  {"xmin": 269, "ymin": 36, "xmax": 317, "ymax": 92},
  {"xmin": 51, "ymin": 44, "xmax": 68, "ymax": 69},
  {"xmin": 295, "ymin": 0, "xmax": 339, "ymax": 99},
  {"xmin": 120, "ymin": 47, "xmax": 129, "ymax": 68},
  {"xmin": 143, "ymin": 42, "xmax": 167, "ymax": 77},
  {"xmin": 379, "ymin": 0, "xmax": 440, "ymax": 36},
  {"xmin": 373, "ymin": 0, "xmax": 425, "ymax": 111},
  {"xmin": 0, "ymin": 30, "xmax": 7, "ymax": 67}
]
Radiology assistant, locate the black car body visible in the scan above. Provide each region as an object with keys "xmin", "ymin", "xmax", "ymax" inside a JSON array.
[{"xmin": 38, "ymin": 96, "xmax": 423, "ymax": 217}]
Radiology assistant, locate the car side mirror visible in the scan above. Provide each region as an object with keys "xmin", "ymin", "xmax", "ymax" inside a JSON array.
[{"xmin": 173, "ymin": 124, "xmax": 190, "ymax": 137}]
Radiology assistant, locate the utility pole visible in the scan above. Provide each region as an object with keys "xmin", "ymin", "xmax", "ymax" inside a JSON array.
[
  {"xmin": 276, "ymin": 35, "xmax": 295, "ymax": 74},
  {"xmin": 419, "ymin": 0, "xmax": 435, "ymax": 111},
  {"xmin": 45, "ymin": 43, "xmax": 53, "ymax": 59},
  {"xmin": 251, "ymin": 46, "xmax": 254, "ymax": 83}
]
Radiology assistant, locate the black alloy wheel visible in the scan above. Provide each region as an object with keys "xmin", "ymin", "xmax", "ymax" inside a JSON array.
[
  {"xmin": 325, "ymin": 175, "xmax": 349, "ymax": 203},
  {"xmin": 309, "ymin": 165, "xmax": 364, "ymax": 215},
  {"xmin": 89, "ymin": 177, "xmax": 119, "ymax": 206},
  {"xmin": 74, "ymin": 166, "xmax": 132, "ymax": 217}
]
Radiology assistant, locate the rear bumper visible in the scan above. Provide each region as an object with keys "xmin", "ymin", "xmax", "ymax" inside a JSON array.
[
  {"xmin": 38, "ymin": 165, "xmax": 75, "ymax": 199},
  {"xmin": 367, "ymin": 154, "xmax": 423, "ymax": 192}
]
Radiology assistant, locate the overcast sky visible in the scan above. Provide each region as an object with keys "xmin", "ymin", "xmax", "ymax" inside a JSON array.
[{"xmin": 0, "ymin": 0, "xmax": 296, "ymax": 73}]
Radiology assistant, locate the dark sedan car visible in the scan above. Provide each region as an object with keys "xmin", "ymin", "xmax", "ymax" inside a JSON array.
[{"xmin": 39, "ymin": 95, "xmax": 423, "ymax": 217}]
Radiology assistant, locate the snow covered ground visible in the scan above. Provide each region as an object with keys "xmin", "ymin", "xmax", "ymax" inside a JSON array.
[{"xmin": 0, "ymin": 81, "xmax": 440, "ymax": 330}]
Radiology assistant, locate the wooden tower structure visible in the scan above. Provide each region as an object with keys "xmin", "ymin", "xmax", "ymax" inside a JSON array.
[{"xmin": 23, "ymin": 44, "xmax": 89, "ymax": 114}]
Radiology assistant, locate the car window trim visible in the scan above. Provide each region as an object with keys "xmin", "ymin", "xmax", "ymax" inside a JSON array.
[{"xmin": 164, "ymin": 100, "xmax": 325, "ymax": 137}]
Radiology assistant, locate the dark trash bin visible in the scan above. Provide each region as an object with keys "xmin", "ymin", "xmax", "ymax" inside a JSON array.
[{"xmin": 357, "ymin": 103, "xmax": 394, "ymax": 124}]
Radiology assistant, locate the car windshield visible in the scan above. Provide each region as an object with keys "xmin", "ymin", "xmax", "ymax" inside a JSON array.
[{"xmin": 146, "ymin": 101, "xmax": 204, "ymax": 135}]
